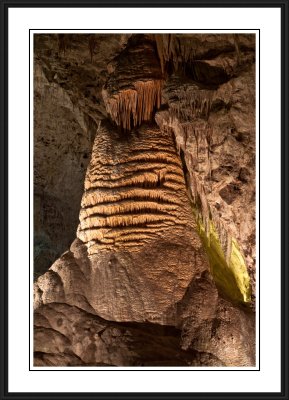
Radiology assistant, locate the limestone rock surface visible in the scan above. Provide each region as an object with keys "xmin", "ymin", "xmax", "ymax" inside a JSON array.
[{"xmin": 34, "ymin": 33, "xmax": 256, "ymax": 367}]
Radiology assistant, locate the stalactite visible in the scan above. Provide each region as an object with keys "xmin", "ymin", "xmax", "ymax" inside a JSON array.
[
  {"xmin": 154, "ymin": 34, "xmax": 175, "ymax": 74},
  {"xmin": 88, "ymin": 36, "xmax": 97, "ymax": 63},
  {"xmin": 234, "ymin": 34, "xmax": 241, "ymax": 65},
  {"xmin": 193, "ymin": 127, "xmax": 200, "ymax": 166},
  {"xmin": 57, "ymin": 34, "xmax": 70, "ymax": 55},
  {"xmin": 154, "ymin": 34, "xmax": 196, "ymax": 74},
  {"xmin": 169, "ymin": 88, "xmax": 213, "ymax": 121},
  {"xmin": 102, "ymin": 80, "xmax": 163, "ymax": 131},
  {"xmin": 155, "ymin": 35, "xmax": 166, "ymax": 75}
]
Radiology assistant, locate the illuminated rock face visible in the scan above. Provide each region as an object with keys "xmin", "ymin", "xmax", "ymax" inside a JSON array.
[
  {"xmin": 78, "ymin": 123, "xmax": 197, "ymax": 253},
  {"xmin": 155, "ymin": 64, "xmax": 256, "ymax": 305},
  {"xmin": 103, "ymin": 80, "xmax": 163, "ymax": 131},
  {"xmin": 74, "ymin": 122, "xmax": 209, "ymax": 323},
  {"xmin": 33, "ymin": 33, "xmax": 256, "ymax": 367},
  {"xmin": 35, "ymin": 122, "xmax": 210, "ymax": 324}
]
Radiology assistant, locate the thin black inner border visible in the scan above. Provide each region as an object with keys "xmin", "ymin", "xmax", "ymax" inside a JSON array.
[{"xmin": 29, "ymin": 28, "xmax": 261, "ymax": 372}]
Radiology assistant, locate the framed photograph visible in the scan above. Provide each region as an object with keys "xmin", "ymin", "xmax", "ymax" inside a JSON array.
[{"xmin": 1, "ymin": 0, "xmax": 288, "ymax": 398}]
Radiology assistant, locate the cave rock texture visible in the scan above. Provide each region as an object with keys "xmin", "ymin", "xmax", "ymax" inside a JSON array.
[{"xmin": 34, "ymin": 33, "xmax": 256, "ymax": 367}]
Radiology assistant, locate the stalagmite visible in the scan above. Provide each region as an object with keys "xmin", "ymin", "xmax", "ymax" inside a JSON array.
[
  {"xmin": 77, "ymin": 124, "xmax": 193, "ymax": 255},
  {"xmin": 33, "ymin": 33, "xmax": 256, "ymax": 367}
]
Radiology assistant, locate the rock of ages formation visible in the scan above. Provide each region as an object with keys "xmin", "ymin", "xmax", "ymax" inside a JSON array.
[{"xmin": 34, "ymin": 33, "xmax": 256, "ymax": 367}]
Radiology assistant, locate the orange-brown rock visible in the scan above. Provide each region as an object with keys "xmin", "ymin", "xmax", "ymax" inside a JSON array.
[
  {"xmin": 33, "ymin": 33, "xmax": 256, "ymax": 367},
  {"xmin": 102, "ymin": 35, "xmax": 163, "ymax": 130}
]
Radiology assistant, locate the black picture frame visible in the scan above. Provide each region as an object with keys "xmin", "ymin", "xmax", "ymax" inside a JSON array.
[{"xmin": 1, "ymin": 0, "xmax": 288, "ymax": 399}]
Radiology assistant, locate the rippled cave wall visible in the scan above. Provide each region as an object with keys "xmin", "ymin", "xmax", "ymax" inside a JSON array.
[{"xmin": 34, "ymin": 33, "xmax": 256, "ymax": 367}]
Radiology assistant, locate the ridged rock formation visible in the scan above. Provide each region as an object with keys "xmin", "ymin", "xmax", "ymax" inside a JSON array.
[
  {"xmin": 34, "ymin": 33, "xmax": 256, "ymax": 367},
  {"xmin": 78, "ymin": 124, "xmax": 197, "ymax": 251},
  {"xmin": 49, "ymin": 122, "xmax": 211, "ymax": 324}
]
